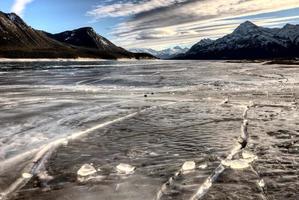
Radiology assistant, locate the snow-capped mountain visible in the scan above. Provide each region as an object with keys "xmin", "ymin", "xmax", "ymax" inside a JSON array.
[
  {"xmin": 128, "ymin": 48, "xmax": 159, "ymax": 57},
  {"xmin": 176, "ymin": 21, "xmax": 299, "ymax": 59},
  {"xmin": 130, "ymin": 46, "xmax": 189, "ymax": 59}
]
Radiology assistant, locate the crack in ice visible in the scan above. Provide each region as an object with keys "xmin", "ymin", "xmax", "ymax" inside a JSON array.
[
  {"xmin": 0, "ymin": 102, "xmax": 176, "ymax": 200},
  {"xmin": 189, "ymin": 102, "xmax": 253, "ymax": 200}
]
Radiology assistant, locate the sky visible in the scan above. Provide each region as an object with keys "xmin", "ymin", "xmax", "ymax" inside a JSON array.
[{"xmin": 1, "ymin": 0, "xmax": 299, "ymax": 50}]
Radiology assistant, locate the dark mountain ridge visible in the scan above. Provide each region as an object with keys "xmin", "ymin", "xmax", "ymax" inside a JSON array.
[
  {"xmin": 44, "ymin": 27, "xmax": 141, "ymax": 59},
  {"xmin": 175, "ymin": 21, "xmax": 299, "ymax": 60},
  {"xmin": 0, "ymin": 11, "xmax": 155, "ymax": 59}
]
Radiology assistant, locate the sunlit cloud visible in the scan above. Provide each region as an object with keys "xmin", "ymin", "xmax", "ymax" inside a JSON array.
[
  {"xmin": 87, "ymin": 0, "xmax": 188, "ymax": 19},
  {"xmin": 11, "ymin": 0, "xmax": 34, "ymax": 17},
  {"xmin": 88, "ymin": 0, "xmax": 299, "ymax": 50}
]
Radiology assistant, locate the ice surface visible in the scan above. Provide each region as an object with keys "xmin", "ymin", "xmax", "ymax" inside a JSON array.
[
  {"xmin": 242, "ymin": 150, "xmax": 258, "ymax": 161},
  {"xmin": 0, "ymin": 60, "xmax": 298, "ymax": 200}
]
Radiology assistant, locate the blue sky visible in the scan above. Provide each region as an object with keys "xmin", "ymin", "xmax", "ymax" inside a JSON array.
[{"xmin": 1, "ymin": 0, "xmax": 299, "ymax": 50}]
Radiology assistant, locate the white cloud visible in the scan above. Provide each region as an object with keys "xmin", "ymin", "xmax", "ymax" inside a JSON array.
[
  {"xmin": 11, "ymin": 0, "xmax": 34, "ymax": 17},
  {"xmin": 87, "ymin": 0, "xmax": 188, "ymax": 19},
  {"xmin": 88, "ymin": 0, "xmax": 299, "ymax": 20},
  {"xmin": 87, "ymin": 0, "xmax": 299, "ymax": 49}
]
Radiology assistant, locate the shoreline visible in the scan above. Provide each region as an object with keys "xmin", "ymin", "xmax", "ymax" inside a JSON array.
[
  {"xmin": 0, "ymin": 58, "xmax": 161, "ymax": 63},
  {"xmin": 0, "ymin": 58, "xmax": 108, "ymax": 62},
  {"xmin": 0, "ymin": 58, "xmax": 297, "ymax": 64}
]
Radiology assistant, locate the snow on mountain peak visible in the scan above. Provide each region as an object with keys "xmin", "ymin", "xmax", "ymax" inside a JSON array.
[
  {"xmin": 195, "ymin": 38, "xmax": 213, "ymax": 47},
  {"xmin": 7, "ymin": 13, "xmax": 17, "ymax": 21},
  {"xmin": 277, "ymin": 23, "xmax": 299, "ymax": 42},
  {"xmin": 129, "ymin": 46, "xmax": 189, "ymax": 59},
  {"xmin": 175, "ymin": 21, "xmax": 299, "ymax": 59},
  {"xmin": 233, "ymin": 21, "xmax": 259, "ymax": 34},
  {"xmin": 4, "ymin": 12, "xmax": 26, "ymax": 26}
]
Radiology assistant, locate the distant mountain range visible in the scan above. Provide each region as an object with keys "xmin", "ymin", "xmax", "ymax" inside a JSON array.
[
  {"xmin": 0, "ymin": 11, "xmax": 155, "ymax": 59},
  {"xmin": 175, "ymin": 21, "xmax": 299, "ymax": 60},
  {"xmin": 129, "ymin": 46, "xmax": 189, "ymax": 59},
  {"xmin": 1, "ymin": 12, "xmax": 298, "ymax": 60}
]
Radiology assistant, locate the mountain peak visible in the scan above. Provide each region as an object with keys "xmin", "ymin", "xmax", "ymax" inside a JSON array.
[
  {"xmin": 176, "ymin": 21, "xmax": 299, "ymax": 60},
  {"xmin": 283, "ymin": 23, "xmax": 298, "ymax": 29},
  {"xmin": 75, "ymin": 27, "xmax": 94, "ymax": 32},
  {"xmin": 6, "ymin": 12, "xmax": 18, "ymax": 19},
  {"xmin": 129, "ymin": 46, "xmax": 189, "ymax": 59},
  {"xmin": 68, "ymin": 27, "xmax": 96, "ymax": 35},
  {"xmin": 233, "ymin": 21, "xmax": 259, "ymax": 34},
  {"xmin": 0, "ymin": 10, "xmax": 154, "ymax": 59},
  {"xmin": 237, "ymin": 21, "xmax": 257, "ymax": 29},
  {"xmin": 196, "ymin": 38, "xmax": 213, "ymax": 46},
  {"xmin": 242, "ymin": 20, "xmax": 256, "ymax": 25},
  {"xmin": 1, "ymin": 12, "xmax": 27, "ymax": 26}
]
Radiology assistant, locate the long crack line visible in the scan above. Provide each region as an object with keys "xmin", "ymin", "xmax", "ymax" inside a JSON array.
[{"xmin": 189, "ymin": 102, "xmax": 253, "ymax": 200}]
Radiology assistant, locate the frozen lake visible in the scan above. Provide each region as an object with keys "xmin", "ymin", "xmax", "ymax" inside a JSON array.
[{"xmin": 0, "ymin": 60, "xmax": 298, "ymax": 200}]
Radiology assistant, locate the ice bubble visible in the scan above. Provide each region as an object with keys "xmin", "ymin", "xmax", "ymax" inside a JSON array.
[
  {"xmin": 182, "ymin": 161, "xmax": 196, "ymax": 171},
  {"xmin": 116, "ymin": 163, "xmax": 136, "ymax": 175},
  {"xmin": 198, "ymin": 163, "xmax": 208, "ymax": 169},
  {"xmin": 149, "ymin": 152, "xmax": 159, "ymax": 156},
  {"xmin": 258, "ymin": 179, "xmax": 265, "ymax": 188},
  {"xmin": 221, "ymin": 159, "xmax": 250, "ymax": 169},
  {"xmin": 22, "ymin": 173, "xmax": 33, "ymax": 179},
  {"xmin": 77, "ymin": 164, "xmax": 97, "ymax": 180}
]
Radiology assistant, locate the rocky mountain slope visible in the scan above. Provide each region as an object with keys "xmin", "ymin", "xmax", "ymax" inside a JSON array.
[
  {"xmin": 130, "ymin": 46, "xmax": 188, "ymax": 59},
  {"xmin": 0, "ymin": 11, "xmax": 154, "ymax": 59},
  {"xmin": 176, "ymin": 21, "xmax": 299, "ymax": 59},
  {"xmin": 45, "ymin": 27, "xmax": 151, "ymax": 59},
  {"xmin": 0, "ymin": 12, "xmax": 77, "ymax": 58}
]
